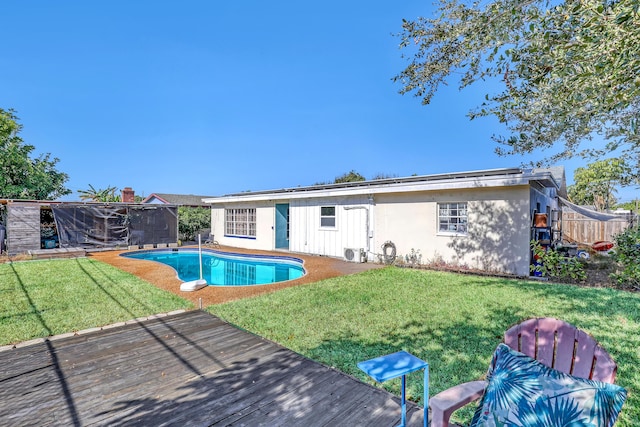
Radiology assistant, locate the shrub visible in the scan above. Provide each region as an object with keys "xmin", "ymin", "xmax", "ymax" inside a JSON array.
[
  {"xmin": 611, "ymin": 226, "xmax": 640, "ymax": 290},
  {"xmin": 530, "ymin": 241, "xmax": 587, "ymax": 282},
  {"xmin": 404, "ymin": 248, "xmax": 422, "ymax": 266},
  {"xmin": 178, "ymin": 206, "xmax": 211, "ymax": 242}
]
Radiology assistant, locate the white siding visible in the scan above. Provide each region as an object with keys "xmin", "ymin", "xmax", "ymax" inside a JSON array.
[{"xmin": 289, "ymin": 197, "xmax": 371, "ymax": 258}]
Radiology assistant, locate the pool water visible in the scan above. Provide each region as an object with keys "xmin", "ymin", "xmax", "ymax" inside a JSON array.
[{"xmin": 122, "ymin": 249, "xmax": 305, "ymax": 286}]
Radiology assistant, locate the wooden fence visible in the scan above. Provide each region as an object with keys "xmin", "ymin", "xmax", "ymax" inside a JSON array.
[
  {"xmin": 6, "ymin": 203, "xmax": 41, "ymax": 255},
  {"xmin": 561, "ymin": 211, "xmax": 636, "ymax": 245}
]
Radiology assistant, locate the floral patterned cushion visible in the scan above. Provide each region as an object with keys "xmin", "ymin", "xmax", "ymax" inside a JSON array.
[{"xmin": 470, "ymin": 343, "xmax": 627, "ymax": 427}]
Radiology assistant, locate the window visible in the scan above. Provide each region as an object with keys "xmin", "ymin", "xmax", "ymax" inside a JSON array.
[
  {"xmin": 438, "ymin": 202, "xmax": 468, "ymax": 234},
  {"xmin": 320, "ymin": 206, "xmax": 336, "ymax": 228},
  {"xmin": 285, "ymin": 206, "xmax": 290, "ymax": 239},
  {"xmin": 225, "ymin": 208, "xmax": 256, "ymax": 237}
]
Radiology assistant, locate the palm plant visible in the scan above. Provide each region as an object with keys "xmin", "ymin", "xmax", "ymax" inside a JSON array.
[{"xmin": 77, "ymin": 185, "xmax": 120, "ymax": 202}]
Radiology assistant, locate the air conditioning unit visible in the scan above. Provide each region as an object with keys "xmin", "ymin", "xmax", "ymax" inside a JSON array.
[{"xmin": 344, "ymin": 247, "xmax": 365, "ymax": 263}]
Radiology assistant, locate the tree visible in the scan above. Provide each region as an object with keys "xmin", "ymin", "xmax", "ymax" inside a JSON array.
[
  {"xmin": 77, "ymin": 185, "xmax": 120, "ymax": 202},
  {"xmin": 314, "ymin": 170, "xmax": 368, "ymax": 185},
  {"xmin": 616, "ymin": 199, "xmax": 640, "ymax": 211},
  {"xmin": 394, "ymin": 0, "xmax": 640, "ymax": 176},
  {"xmin": 314, "ymin": 171, "xmax": 399, "ymax": 185},
  {"xmin": 178, "ymin": 206, "xmax": 211, "ymax": 242},
  {"xmin": 611, "ymin": 225, "xmax": 640, "ymax": 289},
  {"xmin": 334, "ymin": 170, "xmax": 366, "ymax": 183},
  {"xmin": 0, "ymin": 108, "xmax": 70, "ymax": 199},
  {"xmin": 567, "ymin": 158, "xmax": 631, "ymax": 211},
  {"xmin": 371, "ymin": 173, "xmax": 399, "ymax": 180}
]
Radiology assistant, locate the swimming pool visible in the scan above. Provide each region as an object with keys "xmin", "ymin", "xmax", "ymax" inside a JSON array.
[{"xmin": 121, "ymin": 249, "xmax": 305, "ymax": 286}]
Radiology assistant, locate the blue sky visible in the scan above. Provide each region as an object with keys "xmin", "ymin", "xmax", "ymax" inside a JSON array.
[{"xmin": 3, "ymin": 1, "xmax": 637, "ymax": 203}]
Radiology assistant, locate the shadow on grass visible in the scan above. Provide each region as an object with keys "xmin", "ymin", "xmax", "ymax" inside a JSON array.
[
  {"xmin": 5, "ymin": 263, "xmax": 81, "ymax": 426},
  {"xmin": 1, "ymin": 259, "xmax": 200, "ymax": 427},
  {"xmin": 306, "ymin": 309, "xmax": 520, "ymax": 403},
  {"xmin": 4, "ymin": 259, "xmax": 638, "ymax": 426},
  {"xmin": 6, "ymin": 262, "xmax": 53, "ymax": 335},
  {"xmin": 74, "ymin": 258, "xmax": 216, "ymax": 377},
  {"xmin": 292, "ymin": 270, "xmax": 640, "ymax": 424}
]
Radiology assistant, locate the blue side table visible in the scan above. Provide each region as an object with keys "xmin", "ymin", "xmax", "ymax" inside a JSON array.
[{"xmin": 357, "ymin": 350, "xmax": 428, "ymax": 427}]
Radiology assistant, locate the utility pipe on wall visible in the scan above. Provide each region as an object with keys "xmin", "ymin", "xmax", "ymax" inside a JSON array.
[{"xmin": 344, "ymin": 205, "xmax": 371, "ymax": 257}]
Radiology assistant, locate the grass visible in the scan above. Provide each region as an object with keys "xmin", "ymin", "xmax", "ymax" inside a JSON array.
[
  {"xmin": 2, "ymin": 258, "xmax": 637, "ymax": 425},
  {"xmin": 208, "ymin": 266, "xmax": 640, "ymax": 426},
  {"xmin": 0, "ymin": 257, "xmax": 193, "ymax": 345}
]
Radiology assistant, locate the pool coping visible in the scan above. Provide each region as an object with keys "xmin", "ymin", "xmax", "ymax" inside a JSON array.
[
  {"xmin": 121, "ymin": 247, "xmax": 306, "ymax": 265},
  {"xmin": 120, "ymin": 247, "xmax": 307, "ymax": 286},
  {"xmin": 90, "ymin": 246, "xmax": 384, "ymax": 307}
]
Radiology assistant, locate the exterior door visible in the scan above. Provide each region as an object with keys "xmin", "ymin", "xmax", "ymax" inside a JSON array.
[{"xmin": 275, "ymin": 203, "xmax": 290, "ymax": 249}]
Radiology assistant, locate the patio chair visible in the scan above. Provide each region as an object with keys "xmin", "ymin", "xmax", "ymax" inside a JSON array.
[
  {"xmin": 430, "ymin": 317, "xmax": 622, "ymax": 427},
  {"xmin": 204, "ymin": 232, "xmax": 218, "ymax": 247}
]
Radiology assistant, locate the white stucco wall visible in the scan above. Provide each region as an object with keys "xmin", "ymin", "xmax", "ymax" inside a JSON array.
[
  {"xmin": 372, "ymin": 185, "xmax": 532, "ymax": 276},
  {"xmin": 210, "ymin": 202, "xmax": 275, "ymax": 251}
]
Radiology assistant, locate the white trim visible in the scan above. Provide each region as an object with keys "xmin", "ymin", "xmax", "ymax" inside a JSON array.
[
  {"xmin": 437, "ymin": 201, "xmax": 468, "ymax": 236},
  {"xmin": 203, "ymin": 169, "xmax": 558, "ymax": 205},
  {"xmin": 320, "ymin": 206, "xmax": 337, "ymax": 229}
]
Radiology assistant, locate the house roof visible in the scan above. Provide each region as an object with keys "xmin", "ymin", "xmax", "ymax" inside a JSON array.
[
  {"xmin": 533, "ymin": 165, "xmax": 567, "ymax": 198},
  {"xmin": 142, "ymin": 193, "xmax": 214, "ymax": 206},
  {"xmin": 203, "ymin": 167, "xmax": 565, "ymax": 204},
  {"xmin": 0, "ymin": 199, "xmax": 178, "ymax": 209}
]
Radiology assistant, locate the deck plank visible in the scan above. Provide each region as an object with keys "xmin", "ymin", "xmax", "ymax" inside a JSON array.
[{"xmin": 0, "ymin": 310, "xmax": 426, "ymax": 426}]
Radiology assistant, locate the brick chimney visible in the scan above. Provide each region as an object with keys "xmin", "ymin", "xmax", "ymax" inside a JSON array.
[{"xmin": 121, "ymin": 187, "xmax": 135, "ymax": 203}]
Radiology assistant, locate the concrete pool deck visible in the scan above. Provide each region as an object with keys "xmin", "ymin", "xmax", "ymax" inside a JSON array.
[{"xmin": 90, "ymin": 246, "xmax": 384, "ymax": 307}]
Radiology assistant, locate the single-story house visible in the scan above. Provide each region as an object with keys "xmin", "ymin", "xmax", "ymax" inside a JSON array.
[{"xmin": 203, "ymin": 167, "xmax": 566, "ymax": 277}]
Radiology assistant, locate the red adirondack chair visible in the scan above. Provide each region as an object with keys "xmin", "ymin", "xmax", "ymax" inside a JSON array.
[{"xmin": 429, "ymin": 317, "xmax": 618, "ymax": 427}]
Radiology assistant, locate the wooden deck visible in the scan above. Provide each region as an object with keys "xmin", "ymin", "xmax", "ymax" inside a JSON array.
[{"xmin": 0, "ymin": 310, "xmax": 425, "ymax": 426}]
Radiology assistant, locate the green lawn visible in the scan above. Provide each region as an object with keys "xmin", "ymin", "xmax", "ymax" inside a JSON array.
[
  {"xmin": 208, "ymin": 267, "xmax": 640, "ymax": 426},
  {"xmin": 0, "ymin": 258, "xmax": 193, "ymax": 345},
  {"xmin": 2, "ymin": 259, "xmax": 637, "ymax": 425}
]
